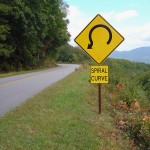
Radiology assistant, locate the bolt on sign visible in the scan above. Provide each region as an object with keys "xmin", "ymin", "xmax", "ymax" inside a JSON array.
[
  {"xmin": 74, "ymin": 14, "xmax": 124, "ymax": 64},
  {"xmin": 91, "ymin": 66, "xmax": 108, "ymax": 83}
]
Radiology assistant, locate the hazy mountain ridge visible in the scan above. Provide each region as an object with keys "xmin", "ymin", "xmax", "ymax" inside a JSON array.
[{"xmin": 110, "ymin": 47, "xmax": 150, "ymax": 64}]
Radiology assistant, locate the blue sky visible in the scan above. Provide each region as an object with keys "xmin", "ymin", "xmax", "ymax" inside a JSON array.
[{"xmin": 65, "ymin": 0, "xmax": 150, "ymax": 51}]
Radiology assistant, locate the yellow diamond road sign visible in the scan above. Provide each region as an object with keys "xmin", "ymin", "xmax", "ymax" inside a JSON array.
[{"xmin": 74, "ymin": 14, "xmax": 124, "ymax": 64}]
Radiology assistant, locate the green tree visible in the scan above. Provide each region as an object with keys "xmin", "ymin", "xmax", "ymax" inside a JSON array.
[
  {"xmin": 0, "ymin": 0, "xmax": 70, "ymax": 71},
  {"xmin": 57, "ymin": 44, "xmax": 89, "ymax": 63},
  {"xmin": 0, "ymin": 2, "xmax": 13, "ymax": 71},
  {"xmin": 136, "ymin": 71, "xmax": 150, "ymax": 99}
]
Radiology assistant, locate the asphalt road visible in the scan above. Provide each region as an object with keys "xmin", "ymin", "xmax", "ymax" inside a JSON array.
[{"xmin": 0, "ymin": 64, "xmax": 80, "ymax": 116}]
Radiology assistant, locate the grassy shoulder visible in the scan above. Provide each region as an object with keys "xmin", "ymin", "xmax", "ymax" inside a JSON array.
[
  {"xmin": 0, "ymin": 64, "xmax": 133, "ymax": 150},
  {"xmin": 0, "ymin": 60, "xmax": 57, "ymax": 78},
  {"xmin": 0, "ymin": 70, "xmax": 37, "ymax": 78}
]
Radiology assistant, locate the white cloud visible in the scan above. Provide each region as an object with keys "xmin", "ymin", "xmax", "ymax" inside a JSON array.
[
  {"xmin": 100, "ymin": 11, "xmax": 115, "ymax": 20},
  {"xmin": 67, "ymin": 5, "xmax": 92, "ymax": 46},
  {"xmin": 99, "ymin": 10, "xmax": 138, "ymax": 22},
  {"xmin": 115, "ymin": 10, "xmax": 138, "ymax": 21},
  {"xmin": 67, "ymin": 6, "xmax": 150, "ymax": 51},
  {"xmin": 117, "ymin": 23, "xmax": 150, "ymax": 51}
]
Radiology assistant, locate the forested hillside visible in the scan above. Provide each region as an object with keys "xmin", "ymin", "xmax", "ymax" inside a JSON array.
[
  {"xmin": 0, "ymin": 0, "xmax": 70, "ymax": 72},
  {"xmin": 57, "ymin": 44, "xmax": 90, "ymax": 63}
]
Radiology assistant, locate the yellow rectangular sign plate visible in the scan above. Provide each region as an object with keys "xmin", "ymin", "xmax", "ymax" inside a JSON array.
[{"xmin": 91, "ymin": 66, "xmax": 108, "ymax": 83}]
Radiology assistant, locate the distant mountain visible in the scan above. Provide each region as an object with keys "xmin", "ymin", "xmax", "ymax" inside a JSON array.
[{"xmin": 110, "ymin": 47, "xmax": 150, "ymax": 64}]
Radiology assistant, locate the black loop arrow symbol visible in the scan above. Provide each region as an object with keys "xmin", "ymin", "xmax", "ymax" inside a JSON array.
[{"xmin": 87, "ymin": 24, "xmax": 112, "ymax": 49}]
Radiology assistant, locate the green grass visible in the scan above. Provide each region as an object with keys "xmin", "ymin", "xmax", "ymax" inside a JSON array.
[
  {"xmin": 0, "ymin": 67, "xmax": 59, "ymax": 78},
  {"xmin": 0, "ymin": 68, "xmax": 56, "ymax": 78},
  {"xmin": 0, "ymin": 61, "xmax": 58, "ymax": 78},
  {"xmin": 0, "ymin": 71, "xmax": 35, "ymax": 78},
  {"xmin": 0, "ymin": 65, "xmax": 133, "ymax": 150}
]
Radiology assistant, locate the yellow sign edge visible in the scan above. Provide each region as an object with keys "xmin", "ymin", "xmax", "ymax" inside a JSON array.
[{"xmin": 74, "ymin": 14, "xmax": 125, "ymax": 64}]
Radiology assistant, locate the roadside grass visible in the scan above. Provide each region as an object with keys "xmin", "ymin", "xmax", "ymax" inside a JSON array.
[
  {"xmin": 0, "ymin": 70, "xmax": 36, "ymax": 78},
  {"xmin": 0, "ymin": 61, "xmax": 57, "ymax": 78},
  {"xmin": 0, "ymin": 65, "xmax": 133, "ymax": 150}
]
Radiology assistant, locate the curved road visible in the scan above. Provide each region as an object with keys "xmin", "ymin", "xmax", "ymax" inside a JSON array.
[{"xmin": 0, "ymin": 64, "xmax": 80, "ymax": 116}]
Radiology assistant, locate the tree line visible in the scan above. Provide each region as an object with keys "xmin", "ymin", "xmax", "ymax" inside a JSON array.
[
  {"xmin": 0, "ymin": 0, "xmax": 70, "ymax": 72},
  {"xmin": 57, "ymin": 44, "xmax": 90, "ymax": 63}
]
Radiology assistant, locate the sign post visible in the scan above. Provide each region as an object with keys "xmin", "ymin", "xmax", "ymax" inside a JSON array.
[
  {"xmin": 91, "ymin": 65, "xmax": 108, "ymax": 114},
  {"xmin": 74, "ymin": 14, "xmax": 124, "ymax": 114},
  {"xmin": 98, "ymin": 83, "xmax": 101, "ymax": 114}
]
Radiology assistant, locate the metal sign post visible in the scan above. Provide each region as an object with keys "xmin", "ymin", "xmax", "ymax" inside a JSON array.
[{"xmin": 98, "ymin": 83, "xmax": 101, "ymax": 114}]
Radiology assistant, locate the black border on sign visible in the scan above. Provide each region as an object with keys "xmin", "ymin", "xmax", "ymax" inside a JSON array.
[{"xmin": 74, "ymin": 14, "xmax": 125, "ymax": 64}]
